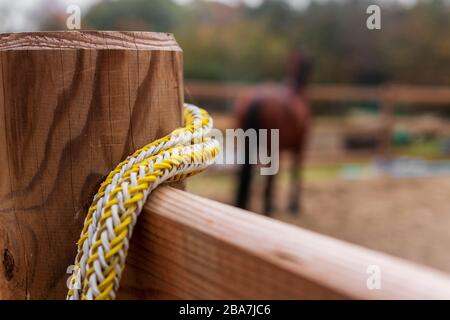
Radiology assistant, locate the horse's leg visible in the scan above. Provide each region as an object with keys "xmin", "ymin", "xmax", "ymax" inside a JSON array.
[
  {"xmin": 288, "ymin": 151, "xmax": 302, "ymax": 214},
  {"xmin": 236, "ymin": 100, "xmax": 261, "ymax": 211},
  {"xmin": 263, "ymin": 174, "xmax": 275, "ymax": 216},
  {"xmin": 236, "ymin": 162, "xmax": 252, "ymax": 210}
]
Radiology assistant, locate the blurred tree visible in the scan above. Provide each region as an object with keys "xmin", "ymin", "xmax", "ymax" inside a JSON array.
[
  {"xmin": 84, "ymin": 0, "xmax": 181, "ymax": 31},
  {"xmin": 37, "ymin": 0, "xmax": 450, "ymax": 85},
  {"xmin": 382, "ymin": 0, "xmax": 450, "ymax": 85},
  {"xmin": 178, "ymin": 1, "xmax": 289, "ymax": 81},
  {"xmin": 245, "ymin": 0, "xmax": 298, "ymax": 34}
]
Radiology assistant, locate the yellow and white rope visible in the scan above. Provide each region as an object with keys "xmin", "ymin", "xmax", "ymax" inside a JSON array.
[{"xmin": 67, "ymin": 103, "xmax": 219, "ymax": 300}]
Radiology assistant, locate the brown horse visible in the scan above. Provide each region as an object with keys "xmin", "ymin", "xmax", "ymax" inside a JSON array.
[{"xmin": 234, "ymin": 48, "xmax": 313, "ymax": 215}]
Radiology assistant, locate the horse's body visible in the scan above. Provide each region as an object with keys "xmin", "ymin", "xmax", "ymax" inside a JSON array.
[
  {"xmin": 234, "ymin": 50, "xmax": 312, "ymax": 215},
  {"xmin": 235, "ymin": 84, "xmax": 310, "ymax": 150}
]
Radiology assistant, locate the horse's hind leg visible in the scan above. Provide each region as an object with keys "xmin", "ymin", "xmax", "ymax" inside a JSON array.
[
  {"xmin": 263, "ymin": 174, "xmax": 275, "ymax": 216},
  {"xmin": 235, "ymin": 100, "xmax": 261, "ymax": 211},
  {"xmin": 236, "ymin": 163, "xmax": 253, "ymax": 210},
  {"xmin": 289, "ymin": 152, "xmax": 302, "ymax": 214}
]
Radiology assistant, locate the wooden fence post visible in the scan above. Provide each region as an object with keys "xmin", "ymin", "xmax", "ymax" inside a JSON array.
[
  {"xmin": 380, "ymin": 85, "xmax": 395, "ymax": 159},
  {"xmin": 0, "ymin": 31, "xmax": 183, "ymax": 299}
]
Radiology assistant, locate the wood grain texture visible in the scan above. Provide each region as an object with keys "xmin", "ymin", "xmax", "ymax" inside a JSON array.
[
  {"xmin": 0, "ymin": 31, "xmax": 181, "ymax": 51},
  {"xmin": 118, "ymin": 186, "xmax": 450, "ymax": 300},
  {"xmin": 0, "ymin": 31, "xmax": 183, "ymax": 299}
]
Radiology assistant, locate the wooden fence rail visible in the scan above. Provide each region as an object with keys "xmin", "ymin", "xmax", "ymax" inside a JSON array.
[
  {"xmin": 186, "ymin": 81, "xmax": 450, "ymax": 105},
  {"xmin": 118, "ymin": 186, "xmax": 450, "ymax": 300}
]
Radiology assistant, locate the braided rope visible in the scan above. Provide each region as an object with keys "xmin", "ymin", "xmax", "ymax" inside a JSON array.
[{"xmin": 67, "ymin": 103, "xmax": 219, "ymax": 300}]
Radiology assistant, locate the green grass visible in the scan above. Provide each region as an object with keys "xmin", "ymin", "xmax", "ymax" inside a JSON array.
[{"xmin": 394, "ymin": 140, "xmax": 442, "ymax": 159}]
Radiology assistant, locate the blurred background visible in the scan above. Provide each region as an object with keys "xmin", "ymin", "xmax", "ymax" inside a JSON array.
[{"xmin": 3, "ymin": 0, "xmax": 450, "ymax": 273}]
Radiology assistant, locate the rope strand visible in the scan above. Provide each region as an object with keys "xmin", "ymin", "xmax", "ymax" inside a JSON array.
[{"xmin": 67, "ymin": 103, "xmax": 219, "ymax": 300}]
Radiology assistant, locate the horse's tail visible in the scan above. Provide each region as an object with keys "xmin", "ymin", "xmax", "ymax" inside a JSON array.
[{"xmin": 236, "ymin": 100, "xmax": 261, "ymax": 209}]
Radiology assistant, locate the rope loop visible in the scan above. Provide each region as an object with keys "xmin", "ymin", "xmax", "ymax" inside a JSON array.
[{"xmin": 67, "ymin": 103, "xmax": 219, "ymax": 300}]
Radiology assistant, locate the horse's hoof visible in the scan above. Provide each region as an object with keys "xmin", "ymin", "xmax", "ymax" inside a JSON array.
[
  {"xmin": 288, "ymin": 203, "xmax": 300, "ymax": 215},
  {"xmin": 263, "ymin": 206, "xmax": 274, "ymax": 216}
]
